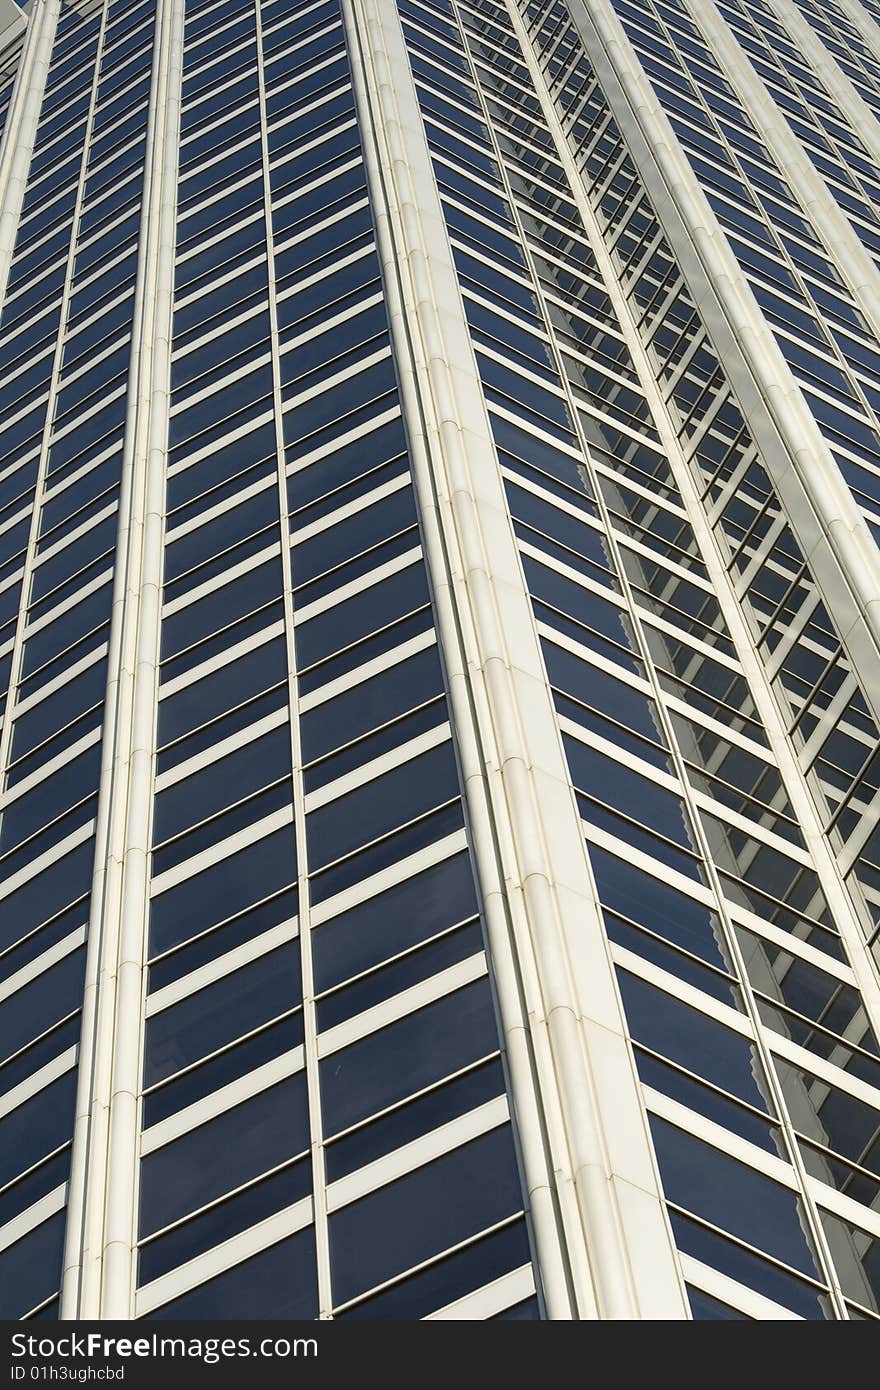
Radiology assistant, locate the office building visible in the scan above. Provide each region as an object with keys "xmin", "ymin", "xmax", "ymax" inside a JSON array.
[{"xmin": 3, "ymin": 0, "xmax": 880, "ymax": 1321}]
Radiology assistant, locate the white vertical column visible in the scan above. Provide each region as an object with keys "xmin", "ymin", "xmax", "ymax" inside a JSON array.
[
  {"xmin": 0, "ymin": 0, "xmax": 53, "ymax": 309},
  {"xmin": 565, "ymin": 0, "xmax": 880, "ymax": 734},
  {"xmin": 769, "ymin": 0, "xmax": 880, "ymax": 174},
  {"xmin": 834, "ymin": 0, "xmax": 880, "ymax": 67},
  {"xmin": 342, "ymin": 0, "xmax": 689, "ymax": 1320},
  {"xmin": 60, "ymin": 0, "xmax": 184, "ymax": 1320},
  {"xmin": 687, "ymin": 0, "xmax": 880, "ymax": 380}
]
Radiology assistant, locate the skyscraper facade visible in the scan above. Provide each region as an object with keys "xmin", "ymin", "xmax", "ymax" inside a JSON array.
[{"xmin": 3, "ymin": 0, "xmax": 880, "ymax": 1323}]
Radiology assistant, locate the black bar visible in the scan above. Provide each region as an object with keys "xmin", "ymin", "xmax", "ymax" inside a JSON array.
[{"xmin": 1, "ymin": 1321, "xmax": 560, "ymax": 1387}]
